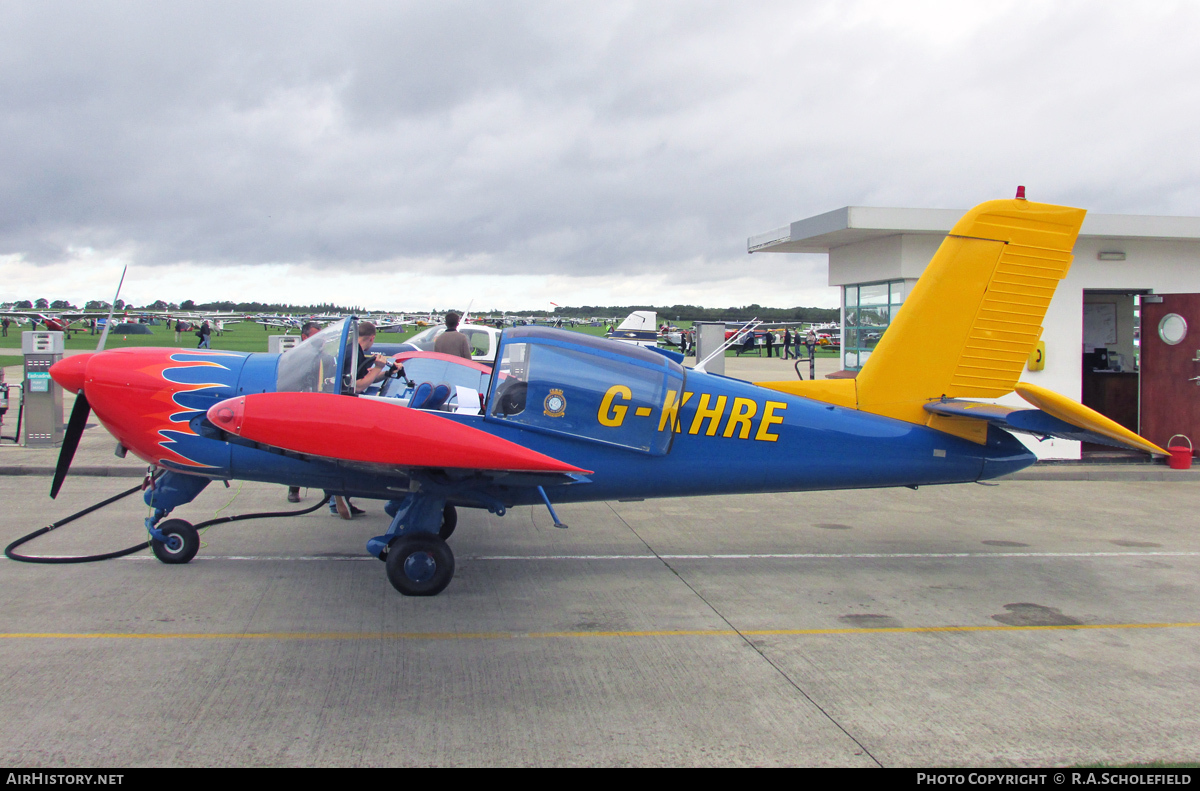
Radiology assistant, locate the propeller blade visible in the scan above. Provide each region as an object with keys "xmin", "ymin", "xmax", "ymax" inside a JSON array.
[{"xmin": 51, "ymin": 392, "xmax": 91, "ymax": 499}]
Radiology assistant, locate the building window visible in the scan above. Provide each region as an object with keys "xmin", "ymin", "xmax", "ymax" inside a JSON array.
[{"xmin": 843, "ymin": 280, "xmax": 906, "ymax": 370}]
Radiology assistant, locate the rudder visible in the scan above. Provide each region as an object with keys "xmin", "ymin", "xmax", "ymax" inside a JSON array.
[{"xmin": 854, "ymin": 198, "xmax": 1086, "ymax": 434}]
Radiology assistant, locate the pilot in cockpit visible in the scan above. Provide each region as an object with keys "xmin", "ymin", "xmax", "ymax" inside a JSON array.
[{"xmin": 355, "ymin": 321, "xmax": 403, "ymax": 394}]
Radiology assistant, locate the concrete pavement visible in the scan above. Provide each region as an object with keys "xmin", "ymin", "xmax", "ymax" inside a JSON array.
[{"xmin": 0, "ymin": 474, "xmax": 1198, "ymax": 766}]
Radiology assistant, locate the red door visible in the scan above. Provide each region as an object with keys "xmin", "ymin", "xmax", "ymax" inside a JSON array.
[{"xmin": 1140, "ymin": 294, "xmax": 1200, "ymax": 454}]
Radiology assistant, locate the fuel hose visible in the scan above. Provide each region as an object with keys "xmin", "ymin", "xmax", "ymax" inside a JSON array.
[{"xmin": 5, "ymin": 483, "xmax": 327, "ymax": 564}]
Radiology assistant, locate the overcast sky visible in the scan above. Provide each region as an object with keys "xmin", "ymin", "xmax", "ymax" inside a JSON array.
[{"xmin": 2, "ymin": 1, "xmax": 1199, "ymax": 312}]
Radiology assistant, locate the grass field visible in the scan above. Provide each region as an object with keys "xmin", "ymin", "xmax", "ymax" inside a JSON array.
[
  {"xmin": 0, "ymin": 321, "xmax": 423, "ymax": 353},
  {"xmin": 0, "ymin": 319, "xmax": 843, "ymax": 360}
]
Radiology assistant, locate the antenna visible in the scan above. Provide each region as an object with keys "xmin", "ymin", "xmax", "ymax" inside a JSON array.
[
  {"xmin": 694, "ymin": 318, "xmax": 760, "ymax": 373},
  {"xmin": 95, "ymin": 265, "xmax": 127, "ymax": 352}
]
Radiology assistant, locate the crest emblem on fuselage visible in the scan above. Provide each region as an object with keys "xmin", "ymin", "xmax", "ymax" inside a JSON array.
[{"xmin": 543, "ymin": 388, "xmax": 567, "ymax": 418}]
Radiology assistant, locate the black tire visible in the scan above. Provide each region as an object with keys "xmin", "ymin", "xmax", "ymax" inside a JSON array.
[
  {"xmin": 440, "ymin": 504, "xmax": 457, "ymax": 540},
  {"xmin": 385, "ymin": 534, "xmax": 455, "ymax": 596},
  {"xmin": 150, "ymin": 519, "xmax": 200, "ymax": 564}
]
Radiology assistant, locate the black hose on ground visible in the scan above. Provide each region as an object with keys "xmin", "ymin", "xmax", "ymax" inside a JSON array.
[{"xmin": 4, "ymin": 483, "xmax": 328, "ymax": 564}]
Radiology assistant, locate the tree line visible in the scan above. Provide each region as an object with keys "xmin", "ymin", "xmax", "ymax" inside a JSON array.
[
  {"xmin": 3, "ymin": 298, "xmax": 368, "ymax": 313},
  {"xmin": 5, "ymin": 298, "xmax": 838, "ymax": 323},
  {"xmin": 542, "ymin": 303, "xmax": 840, "ymax": 323}
]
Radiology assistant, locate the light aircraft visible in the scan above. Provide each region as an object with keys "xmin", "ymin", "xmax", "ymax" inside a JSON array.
[
  {"xmin": 0, "ymin": 310, "xmax": 113, "ymax": 334},
  {"xmin": 606, "ymin": 310, "xmax": 659, "ymax": 346},
  {"xmin": 46, "ymin": 195, "xmax": 1168, "ymax": 597},
  {"xmin": 388, "ymin": 321, "xmax": 501, "ymax": 364}
]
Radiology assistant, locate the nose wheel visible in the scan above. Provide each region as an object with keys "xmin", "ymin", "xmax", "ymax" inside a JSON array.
[
  {"xmin": 385, "ymin": 534, "xmax": 455, "ymax": 596},
  {"xmin": 150, "ymin": 519, "xmax": 200, "ymax": 564}
]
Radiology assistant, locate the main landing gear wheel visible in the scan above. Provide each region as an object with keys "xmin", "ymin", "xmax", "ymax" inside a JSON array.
[
  {"xmin": 440, "ymin": 504, "xmax": 457, "ymax": 540},
  {"xmin": 150, "ymin": 519, "xmax": 200, "ymax": 564},
  {"xmin": 386, "ymin": 535, "xmax": 455, "ymax": 596}
]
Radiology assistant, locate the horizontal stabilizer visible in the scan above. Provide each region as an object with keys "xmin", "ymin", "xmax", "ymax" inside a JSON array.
[
  {"xmin": 207, "ymin": 392, "xmax": 593, "ymax": 473},
  {"xmin": 924, "ymin": 392, "xmax": 1167, "ymax": 456},
  {"xmin": 1014, "ymin": 382, "xmax": 1167, "ymax": 456}
]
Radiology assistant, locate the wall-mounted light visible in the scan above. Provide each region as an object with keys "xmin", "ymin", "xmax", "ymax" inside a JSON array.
[{"xmin": 1097, "ymin": 251, "xmax": 1126, "ymax": 261}]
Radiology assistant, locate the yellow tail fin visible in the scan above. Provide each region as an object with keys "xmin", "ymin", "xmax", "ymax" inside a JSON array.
[{"xmin": 757, "ymin": 198, "xmax": 1086, "ymax": 442}]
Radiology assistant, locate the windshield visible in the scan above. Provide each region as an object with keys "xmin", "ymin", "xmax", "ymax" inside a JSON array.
[{"xmin": 276, "ymin": 318, "xmax": 349, "ymax": 393}]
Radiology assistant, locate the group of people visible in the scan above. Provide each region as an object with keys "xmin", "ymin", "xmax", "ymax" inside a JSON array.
[
  {"xmin": 777, "ymin": 327, "xmax": 819, "ymax": 360},
  {"xmin": 760, "ymin": 327, "xmax": 818, "ymax": 359},
  {"xmin": 287, "ymin": 312, "xmax": 475, "ymax": 517}
]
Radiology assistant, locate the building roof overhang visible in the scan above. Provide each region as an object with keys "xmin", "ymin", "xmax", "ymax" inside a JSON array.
[{"xmin": 748, "ymin": 206, "xmax": 1200, "ymax": 254}]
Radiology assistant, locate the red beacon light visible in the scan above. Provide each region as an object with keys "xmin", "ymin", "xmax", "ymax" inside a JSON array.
[{"xmin": 1015, "ymin": 185, "xmax": 1027, "ymax": 200}]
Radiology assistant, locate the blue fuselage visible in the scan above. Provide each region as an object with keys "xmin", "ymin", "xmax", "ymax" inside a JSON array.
[{"xmin": 155, "ymin": 349, "xmax": 1034, "ymax": 508}]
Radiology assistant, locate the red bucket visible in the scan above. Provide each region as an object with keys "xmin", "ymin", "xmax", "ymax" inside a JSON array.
[{"xmin": 1168, "ymin": 434, "xmax": 1193, "ymax": 470}]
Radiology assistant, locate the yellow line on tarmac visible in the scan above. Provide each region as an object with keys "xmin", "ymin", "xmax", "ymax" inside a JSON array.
[{"xmin": 0, "ymin": 622, "xmax": 1198, "ymax": 640}]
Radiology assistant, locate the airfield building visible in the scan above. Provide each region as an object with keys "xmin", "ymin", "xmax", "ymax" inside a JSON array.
[{"xmin": 749, "ymin": 204, "xmax": 1200, "ymax": 460}]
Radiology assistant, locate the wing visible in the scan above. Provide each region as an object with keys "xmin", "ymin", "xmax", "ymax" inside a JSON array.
[{"xmin": 206, "ymin": 392, "xmax": 592, "ymax": 480}]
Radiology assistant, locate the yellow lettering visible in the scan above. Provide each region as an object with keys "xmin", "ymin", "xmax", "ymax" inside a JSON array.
[
  {"xmin": 658, "ymin": 390, "xmax": 694, "ymax": 432},
  {"xmin": 722, "ymin": 397, "xmax": 758, "ymax": 439},
  {"xmin": 688, "ymin": 394, "xmax": 728, "ymax": 436},
  {"xmin": 635, "ymin": 406, "xmax": 652, "ymax": 417},
  {"xmin": 755, "ymin": 401, "xmax": 787, "ymax": 442},
  {"xmin": 598, "ymin": 385, "xmax": 632, "ymax": 427}
]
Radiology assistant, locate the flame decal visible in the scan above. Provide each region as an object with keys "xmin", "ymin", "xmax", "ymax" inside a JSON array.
[{"xmin": 138, "ymin": 351, "xmax": 246, "ymax": 468}]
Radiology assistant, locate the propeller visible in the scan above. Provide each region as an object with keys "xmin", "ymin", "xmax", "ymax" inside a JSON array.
[{"xmin": 50, "ymin": 391, "xmax": 91, "ymax": 499}]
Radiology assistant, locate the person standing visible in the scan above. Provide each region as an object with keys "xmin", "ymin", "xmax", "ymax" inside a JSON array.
[
  {"xmin": 1, "ymin": 317, "xmax": 8, "ymax": 337},
  {"xmin": 805, "ymin": 328, "xmax": 817, "ymax": 359},
  {"xmin": 197, "ymin": 321, "xmax": 211, "ymax": 349},
  {"xmin": 433, "ymin": 312, "xmax": 473, "ymax": 360},
  {"xmin": 783, "ymin": 328, "xmax": 792, "ymax": 360},
  {"xmin": 764, "ymin": 329, "xmax": 775, "ymax": 358},
  {"xmin": 174, "ymin": 319, "xmax": 183, "ymax": 343}
]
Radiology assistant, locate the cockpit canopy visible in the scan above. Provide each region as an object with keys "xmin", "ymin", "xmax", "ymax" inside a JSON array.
[{"xmin": 485, "ymin": 326, "xmax": 686, "ymax": 455}]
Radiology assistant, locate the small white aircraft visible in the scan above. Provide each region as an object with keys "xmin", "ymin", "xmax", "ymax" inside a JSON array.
[{"xmin": 605, "ymin": 310, "xmax": 659, "ymax": 347}]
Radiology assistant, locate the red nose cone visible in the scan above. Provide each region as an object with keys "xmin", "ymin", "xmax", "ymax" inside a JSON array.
[{"xmin": 49, "ymin": 353, "xmax": 93, "ymax": 394}]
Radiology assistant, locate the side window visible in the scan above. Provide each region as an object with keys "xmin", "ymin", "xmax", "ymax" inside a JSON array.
[
  {"xmin": 464, "ymin": 328, "xmax": 490, "ymax": 356},
  {"xmin": 490, "ymin": 342, "xmax": 529, "ymax": 417}
]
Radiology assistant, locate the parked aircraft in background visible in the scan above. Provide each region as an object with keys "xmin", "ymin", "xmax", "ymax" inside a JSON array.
[
  {"xmin": 0, "ymin": 310, "xmax": 114, "ymax": 334},
  {"xmin": 387, "ymin": 321, "xmax": 501, "ymax": 364},
  {"xmin": 606, "ymin": 310, "xmax": 658, "ymax": 347}
]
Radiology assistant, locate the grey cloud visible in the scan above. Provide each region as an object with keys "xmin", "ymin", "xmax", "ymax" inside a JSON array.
[{"xmin": 2, "ymin": 0, "xmax": 1199, "ymax": 292}]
